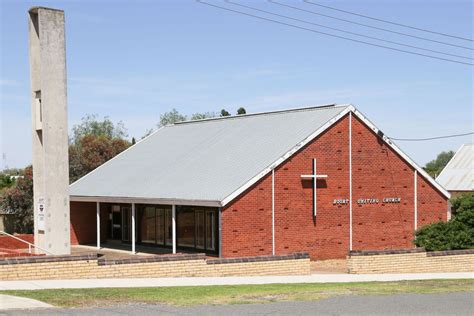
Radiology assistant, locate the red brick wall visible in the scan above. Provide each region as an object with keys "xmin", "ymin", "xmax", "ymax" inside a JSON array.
[
  {"xmin": 222, "ymin": 113, "xmax": 449, "ymax": 259},
  {"xmin": 276, "ymin": 115, "xmax": 351, "ymax": 259},
  {"xmin": 70, "ymin": 202, "xmax": 108, "ymax": 245},
  {"xmin": 220, "ymin": 175, "xmax": 273, "ymax": 257},
  {"xmin": 0, "ymin": 234, "xmax": 34, "ymax": 249},
  {"xmin": 417, "ymin": 175, "xmax": 448, "ymax": 226},
  {"xmin": 351, "ymin": 115, "xmax": 415, "ymax": 251},
  {"xmin": 222, "ymin": 115, "xmax": 350, "ymax": 259}
]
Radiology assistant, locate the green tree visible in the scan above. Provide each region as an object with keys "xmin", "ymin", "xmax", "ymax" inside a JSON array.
[
  {"xmin": 141, "ymin": 128, "xmax": 154, "ymax": 139},
  {"xmin": 71, "ymin": 114, "xmax": 128, "ymax": 144},
  {"xmin": 220, "ymin": 109, "xmax": 231, "ymax": 117},
  {"xmin": 158, "ymin": 109, "xmax": 187, "ymax": 127},
  {"xmin": 190, "ymin": 112, "xmax": 216, "ymax": 120},
  {"xmin": 414, "ymin": 193, "xmax": 474, "ymax": 251},
  {"xmin": 69, "ymin": 134, "xmax": 130, "ymax": 183},
  {"xmin": 0, "ymin": 173, "xmax": 15, "ymax": 193},
  {"xmin": 451, "ymin": 192, "xmax": 474, "ymax": 217},
  {"xmin": 236, "ymin": 107, "xmax": 246, "ymax": 115},
  {"xmin": 0, "ymin": 166, "xmax": 34, "ymax": 233},
  {"xmin": 1, "ymin": 168, "xmax": 21, "ymax": 176},
  {"xmin": 69, "ymin": 115, "xmax": 131, "ymax": 183},
  {"xmin": 0, "ymin": 115, "xmax": 132, "ymax": 233},
  {"xmin": 424, "ymin": 150, "xmax": 454, "ymax": 178}
]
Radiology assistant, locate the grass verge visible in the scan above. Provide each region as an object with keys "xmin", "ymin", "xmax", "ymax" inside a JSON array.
[{"xmin": 2, "ymin": 279, "xmax": 473, "ymax": 308}]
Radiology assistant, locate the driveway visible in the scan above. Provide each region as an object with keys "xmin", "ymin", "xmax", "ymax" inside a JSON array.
[{"xmin": 2, "ymin": 292, "xmax": 473, "ymax": 315}]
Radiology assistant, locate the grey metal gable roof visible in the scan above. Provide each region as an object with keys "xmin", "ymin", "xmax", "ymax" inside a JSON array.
[
  {"xmin": 436, "ymin": 144, "xmax": 474, "ymax": 191},
  {"xmin": 69, "ymin": 104, "xmax": 349, "ymax": 204}
]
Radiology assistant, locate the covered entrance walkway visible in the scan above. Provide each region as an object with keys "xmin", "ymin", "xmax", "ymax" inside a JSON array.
[{"xmin": 87, "ymin": 202, "xmax": 219, "ymax": 256}]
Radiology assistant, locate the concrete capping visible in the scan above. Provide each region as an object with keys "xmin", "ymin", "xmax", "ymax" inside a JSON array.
[
  {"xmin": 206, "ymin": 252, "xmax": 310, "ymax": 264},
  {"xmin": 98, "ymin": 253, "xmax": 206, "ymax": 266},
  {"xmin": 29, "ymin": 6, "xmax": 65, "ymax": 14},
  {"xmin": 0, "ymin": 253, "xmax": 99, "ymax": 265},
  {"xmin": 426, "ymin": 249, "xmax": 474, "ymax": 257},
  {"xmin": 349, "ymin": 248, "xmax": 426, "ymax": 257}
]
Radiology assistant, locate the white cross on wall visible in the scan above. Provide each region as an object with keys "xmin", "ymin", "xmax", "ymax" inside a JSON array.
[{"xmin": 301, "ymin": 158, "xmax": 328, "ymax": 217}]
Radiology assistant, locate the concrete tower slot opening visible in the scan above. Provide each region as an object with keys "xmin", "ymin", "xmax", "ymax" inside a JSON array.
[{"xmin": 28, "ymin": 7, "xmax": 71, "ymax": 255}]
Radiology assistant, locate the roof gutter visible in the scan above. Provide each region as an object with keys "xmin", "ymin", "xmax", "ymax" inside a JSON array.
[{"xmin": 70, "ymin": 195, "xmax": 222, "ymax": 208}]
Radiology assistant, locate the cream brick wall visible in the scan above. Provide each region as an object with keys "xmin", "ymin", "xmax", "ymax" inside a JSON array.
[
  {"xmin": 348, "ymin": 250, "xmax": 474, "ymax": 274},
  {"xmin": 0, "ymin": 257, "xmax": 310, "ymax": 281}
]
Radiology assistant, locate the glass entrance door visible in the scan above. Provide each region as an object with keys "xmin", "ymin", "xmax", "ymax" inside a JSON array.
[
  {"xmin": 138, "ymin": 205, "xmax": 172, "ymax": 246},
  {"xmin": 134, "ymin": 205, "xmax": 218, "ymax": 254},
  {"xmin": 156, "ymin": 208, "xmax": 165, "ymax": 245},
  {"xmin": 122, "ymin": 206, "xmax": 131, "ymax": 242},
  {"xmin": 177, "ymin": 209, "xmax": 195, "ymax": 247},
  {"xmin": 141, "ymin": 206, "xmax": 156, "ymax": 244},
  {"xmin": 110, "ymin": 205, "xmax": 122, "ymax": 240}
]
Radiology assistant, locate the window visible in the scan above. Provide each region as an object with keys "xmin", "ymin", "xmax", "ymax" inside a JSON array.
[
  {"xmin": 206, "ymin": 211, "xmax": 215, "ymax": 251},
  {"xmin": 177, "ymin": 208, "xmax": 195, "ymax": 247},
  {"xmin": 141, "ymin": 207, "xmax": 156, "ymax": 244},
  {"xmin": 35, "ymin": 90, "xmax": 42, "ymax": 131},
  {"xmin": 196, "ymin": 211, "xmax": 205, "ymax": 249},
  {"xmin": 156, "ymin": 208, "xmax": 165, "ymax": 245},
  {"xmin": 133, "ymin": 205, "xmax": 218, "ymax": 253}
]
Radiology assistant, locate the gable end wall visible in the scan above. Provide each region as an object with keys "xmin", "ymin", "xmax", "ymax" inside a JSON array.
[{"xmin": 222, "ymin": 114, "xmax": 448, "ymax": 259}]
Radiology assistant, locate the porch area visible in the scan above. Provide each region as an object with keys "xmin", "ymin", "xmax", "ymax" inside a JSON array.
[{"xmin": 70, "ymin": 201, "xmax": 220, "ymax": 258}]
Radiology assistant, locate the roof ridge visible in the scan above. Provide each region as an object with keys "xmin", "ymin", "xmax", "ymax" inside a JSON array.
[{"xmin": 173, "ymin": 103, "xmax": 350, "ymax": 126}]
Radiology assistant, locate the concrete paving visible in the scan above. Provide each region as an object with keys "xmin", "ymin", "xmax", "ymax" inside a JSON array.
[
  {"xmin": 71, "ymin": 244, "xmax": 217, "ymax": 260},
  {"xmin": 0, "ymin": 294, "xmax": 52, "ymax": 310},
  {"xmin": 2, "ymin": 292, "xmax": 473, "ymax": 315},
  {"xmin": 0, "ymin": 272, "xmax": 472, "ymax": 290}
]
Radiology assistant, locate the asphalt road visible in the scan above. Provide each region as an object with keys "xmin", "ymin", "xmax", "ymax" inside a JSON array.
[{"xmin": 2, "ymin": 292, "xmax": 473, "ymax": 315}]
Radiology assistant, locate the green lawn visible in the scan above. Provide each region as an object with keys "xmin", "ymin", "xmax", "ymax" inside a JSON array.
[{"xmin": 3, "ymin": 279, "xmax": 473, "ymax": 308}]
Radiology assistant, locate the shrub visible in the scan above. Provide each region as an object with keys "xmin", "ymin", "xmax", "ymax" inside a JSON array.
[
  {"xmin": 451, "ymin": 192, "xmax": 474, "ymax": 217},
  {"xmin": 0, "ymin": 166, "xmax": 34, "ymax": 233},
  {"xmin": 414, "ymin": 193, "xmax": 474, "ymax": 251}
]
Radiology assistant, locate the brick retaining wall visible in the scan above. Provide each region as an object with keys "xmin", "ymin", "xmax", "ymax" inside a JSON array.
[
  {"xmin": 0, "ymin": 234, "xmax": 34, "ymax": 249},
  {"xmin": 0, "ymin": 253, "xmax": 310, "ymax": 281},
  {"xmin": 348, "ymin": 248, "xmax": 474, "ymax": 274}
]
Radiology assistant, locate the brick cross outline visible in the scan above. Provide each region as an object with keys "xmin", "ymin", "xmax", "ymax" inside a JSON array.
[{"xmin": 300, "ymin": 158, "xmax": 328, "ymax": 217}]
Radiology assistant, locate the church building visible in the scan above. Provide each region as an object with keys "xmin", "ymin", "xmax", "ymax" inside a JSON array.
[{"xmin": 69, "ymin": 104, "xmax": 450, "ymax": 260}]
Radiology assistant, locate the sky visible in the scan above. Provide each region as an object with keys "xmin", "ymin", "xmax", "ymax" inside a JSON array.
[{"xmin": 0, "ymin": 0, "xmax": 473, "ymax": 169}]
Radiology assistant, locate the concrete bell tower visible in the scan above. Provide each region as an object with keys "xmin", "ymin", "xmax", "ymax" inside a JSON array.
[{"xmin": 28, "ymin": 7, "xmax": 70, "ymax": 255}]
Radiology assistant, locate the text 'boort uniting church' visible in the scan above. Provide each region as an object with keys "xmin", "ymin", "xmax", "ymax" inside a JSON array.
[{"xmin": 69, "ymin": 104, "xmax": 450, "ymax": 259}]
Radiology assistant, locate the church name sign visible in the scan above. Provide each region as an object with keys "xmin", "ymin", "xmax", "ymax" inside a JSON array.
[
  {"xmin": 332, "ymin": 197, "xmax": 401, "ymax": 205},
  {"xmin": 333, "ymin": 199, "xmax": 349, "ymax": 205}
]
